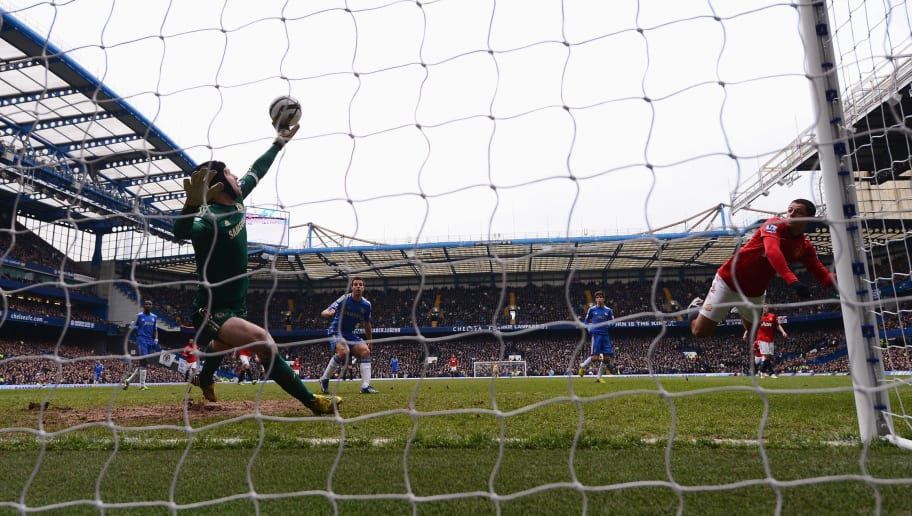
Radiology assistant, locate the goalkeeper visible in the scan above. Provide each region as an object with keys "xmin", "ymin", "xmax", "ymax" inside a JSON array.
[
  {"xmin": 172, "ymin": 120, "xmax": 340, "ymax": 415},
  {"xmin": 689, "ymin": 199, "xmax": 835, "ymax": 338}
]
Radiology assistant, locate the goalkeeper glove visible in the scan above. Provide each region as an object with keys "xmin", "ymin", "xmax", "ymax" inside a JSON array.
[
  {"xmin": 274, "ymin": 124, "xmax": 300, "ymax": 148},
  {"xmin": 182, "ymin": 168, "xmax": 224, "ymax": 208},
  {"xmin": 790, "ymin": 281, "xmax": 812, "ymax": 299}
]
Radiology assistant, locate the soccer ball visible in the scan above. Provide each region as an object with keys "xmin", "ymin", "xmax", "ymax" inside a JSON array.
[{"xmin": 269, "ymin": 95, "xmax": 302, "ymax": 130}]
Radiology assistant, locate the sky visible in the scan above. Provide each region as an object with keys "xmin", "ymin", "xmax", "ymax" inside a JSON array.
[{"xmin": 2, "ymin": 0, "xmax": 909, "ymax": 247}]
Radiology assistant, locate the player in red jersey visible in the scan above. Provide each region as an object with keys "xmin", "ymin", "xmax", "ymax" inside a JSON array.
[
  {"xmin": 751, "ymin": 340, "xmax": 763, "ymax": 376},
  {"xmin": 448, "ymin": 355, "xmax": 458, "ymax": 377},
  {"xmin": 750, "ymin": 305, "xmax": 787, "ymax": 377},
  {"xmin": 236, "ymin": 348, "xmax": 255, "ymax": 384},
  {"xmin": 689, "ymin": 199, "xmax": 834, "ymax": 338},
  {"xmin": 181, "ymin": 338, "xmax": 200, "ymax": 383}
]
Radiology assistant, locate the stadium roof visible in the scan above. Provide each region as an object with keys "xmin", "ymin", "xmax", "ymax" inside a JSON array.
[
  {"xmin": 128, "ymin": 218, "xmax": 911, "ymax": 285},
  {"xmin": 124, "ymin": 221, "xmax": 909, "ymax": 283},
  {"xmin": 794, "ymin": 82, "xmax": 912, "ymax": 184},
  {"xmin": 0, "ymin": 12, "xmax": 196, "ymax": 239},
  {"xmin": 134, "ymin": 231, "xmax": 745, "ymax": 282}
]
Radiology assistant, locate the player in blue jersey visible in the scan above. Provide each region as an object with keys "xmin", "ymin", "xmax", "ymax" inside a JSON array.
[
  {"xmin": 93, "ymin": 361, "xmax": 103, "ymax": 384},
  {"xmin": 390, "ymin": 356, "xmax": 399, "ymax": 378},
  {"xmin": 318, "ymin": 277, "xmax": 378, "ymax": 394},
  {"xmin": 123, "ymin": 299, "xmax": 159, "ymax": 391},
  {"xmin": 577, "ymin": 291, "xmax": 615, "ymax": 383}
]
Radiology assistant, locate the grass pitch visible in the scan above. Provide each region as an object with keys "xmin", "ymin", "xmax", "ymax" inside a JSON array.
[{"xmin": 2, "ymin": 375, "xmax": 911, "ymax": 515}]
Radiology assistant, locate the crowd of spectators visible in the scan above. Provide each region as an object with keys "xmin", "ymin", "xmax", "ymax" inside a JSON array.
[
  {"xmin": 0, "ymin": 335, "xmax": 184, "ymax": 386},
  {"xmin": 2, "ymin": 225, "xmax": 911, "ymax": 386},
  {"xmin": 6, "ymin": 322, "xmax": 912, "ymax": 387},
  {"xmin": 123, "ymin": 271, "xmax": 849, "ymax": 334},
  {"xmin": 1, "ymin": 230, "xmax": 69, "ymax": 272},
  {"xmin": 872, "ymin": 253, "xmax": 912, "ymax": 330},
  {"xmin": 5, "ymin": 297, "xmax": 105, "ymax": 323},
  {"xmin": 4, "ymin": 220, "xmax": 909, "ymax": 335},
  {"xmin": 1, "ymin": 229, "xmax": 102, "ymax": 301}
]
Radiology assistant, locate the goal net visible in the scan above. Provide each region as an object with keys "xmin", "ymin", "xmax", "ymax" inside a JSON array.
[
  {"xmin": 1, "ymin": 0, "xmax": 912, "ymax": 513},
  {"xmin": 472, "ymin": 360, "xmax": 527, "ymax": 378}
]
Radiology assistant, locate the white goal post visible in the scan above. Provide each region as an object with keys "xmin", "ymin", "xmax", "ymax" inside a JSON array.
[
  {"xmin": 797, "ymin": 0, "xmax": 912, "ymax": 450},
  {"xmin": 472, "ymin": 360, "xmax": 527, "ymax": 378}
]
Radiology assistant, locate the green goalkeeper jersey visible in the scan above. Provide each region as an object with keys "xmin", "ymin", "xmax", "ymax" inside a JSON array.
[{"xmin": 173, "ymin": 144, "xmax": 281, "ymax": 313}]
